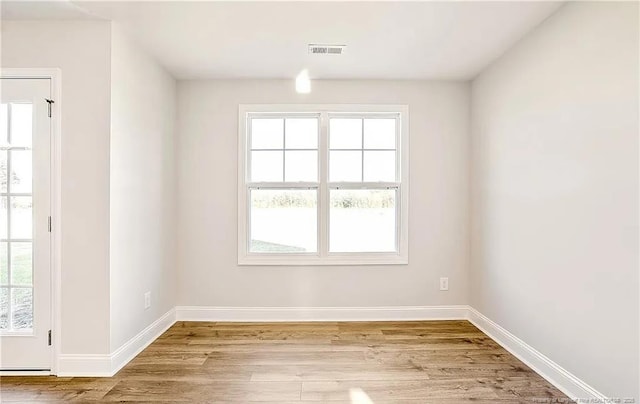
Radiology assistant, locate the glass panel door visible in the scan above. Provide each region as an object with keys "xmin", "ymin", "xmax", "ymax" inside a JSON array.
[{"xmin": 0, "ymin": 77, "xmax": 51, "ymax": 371}]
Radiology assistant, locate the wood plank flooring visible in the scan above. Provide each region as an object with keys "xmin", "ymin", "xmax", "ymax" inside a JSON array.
[{"xmin": 0, "ymin": 320, "xmax": 572, "ymax": 403}]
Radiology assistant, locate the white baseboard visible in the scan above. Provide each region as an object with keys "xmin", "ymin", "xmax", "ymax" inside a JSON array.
[
  {"xmin": 109, "ymin": 307, "xmax": 176, "ymax": 375},
  {"xmin": 52, "ymin": 303, "xmax": 609, "ymax": 404},
  {"xmin": 175, "ymin": 305, "xmax": 469, "ymax": 322},
  {"xmin": 466, "ymin": 307, "xmax": 606, "ymax": 401},
  {"xmin": 56, "ymin": 354, "xmax": 112, "ymax": 377},
  {"xmin": 57, "ymin": 308, "xmax": 176, "ymax": 377}
]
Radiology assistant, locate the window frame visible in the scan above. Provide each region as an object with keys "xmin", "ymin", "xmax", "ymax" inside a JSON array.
[{"xmin": 238, "ymin": 104, "xmax": 409, "ymax": 266}]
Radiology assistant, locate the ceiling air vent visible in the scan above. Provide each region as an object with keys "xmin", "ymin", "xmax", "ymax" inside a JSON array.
[{"xmin": 308, "ymin": 44, "xmax": 346, "ymax": 55}]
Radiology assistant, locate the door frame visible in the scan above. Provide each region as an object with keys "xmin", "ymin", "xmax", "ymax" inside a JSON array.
[{"xmin": 1, "ymin": 68, "xmax": 62, "ymax": 375}]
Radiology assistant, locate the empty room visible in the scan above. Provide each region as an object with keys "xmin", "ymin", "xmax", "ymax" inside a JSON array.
[{"xmin": 0, "ymin": 0, "xmax": 638, "ymax": 402}]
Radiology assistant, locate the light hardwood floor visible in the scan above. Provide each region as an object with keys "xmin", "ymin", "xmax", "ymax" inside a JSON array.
[{"xmin": 0, "ymin": 320, "xmax": 572, "ymax": 403}]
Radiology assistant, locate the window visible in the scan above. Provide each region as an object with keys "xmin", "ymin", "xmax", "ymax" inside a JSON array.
[{"xmin": 238, "ymin": 105, "xmax": 408, "ymax": 265}]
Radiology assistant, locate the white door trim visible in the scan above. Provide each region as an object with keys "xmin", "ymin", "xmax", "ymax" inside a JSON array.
[{"xmin": 1, "ymin": 68, "xmax": 62, "ymax": 374}]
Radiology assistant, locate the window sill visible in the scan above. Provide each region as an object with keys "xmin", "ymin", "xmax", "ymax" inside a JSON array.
[{"xmin": 238, "ymin": 254, "xmax": 408, "ymax": 266}]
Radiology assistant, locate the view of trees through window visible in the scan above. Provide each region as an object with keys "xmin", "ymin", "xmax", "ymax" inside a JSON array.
[{"xmin": 251, "ymin": 189, "xmax": 395, "ymax": 209}]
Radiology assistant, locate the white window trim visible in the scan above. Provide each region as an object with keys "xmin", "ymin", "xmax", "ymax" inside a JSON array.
[{"xmin": 238, "ymin": 104, "xmax": 409, "ymax": 266}]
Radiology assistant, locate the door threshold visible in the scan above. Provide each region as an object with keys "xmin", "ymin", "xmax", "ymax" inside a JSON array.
[{"xmin": 0, "ymin": 370, "xmax": 51, "ymax": 376}]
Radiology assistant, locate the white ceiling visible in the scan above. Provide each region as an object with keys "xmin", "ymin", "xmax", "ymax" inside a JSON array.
[{"xmin": 2, "ymin": 1, "xmax": 563, "ymax": 80}]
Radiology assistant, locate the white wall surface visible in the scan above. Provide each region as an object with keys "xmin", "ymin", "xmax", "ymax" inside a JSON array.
[
  {"xmin": 470, "ymin": 2, "xmax": 639, "ymax": 399},
  {"xmin": 1, "ymin": 21, "xmax": 113, "ymax": 355},
  {"xmin": 177, "ymin": 80, "xmax": 470, "ymax": 307},
  {"xmin": 109, "ymin": 25, "xmax": 177, "ymax": 351}
]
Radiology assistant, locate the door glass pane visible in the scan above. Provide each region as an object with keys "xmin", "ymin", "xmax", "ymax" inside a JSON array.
[
  {"xmin": 10, "ymin": 151, "xmax": 32, "ymax": 193},
  {"xmin": 363, "ymin": 151, "xmax": 396, "ymax": 182},
  {"xmin": 250, "ymin": 189, "xmax": 317, "ymax": 253},
  {"xmin": 330, "ymin": 151, "xmax": 361, "ymax": 182},
  {"xmin": 285, "ymin": 151, "xmax": 317, "ymax": 182},
  {"xmin": 330, "ymin": 119, "xmax": 362, "ymax": 149},
  {"xmin": 11, "ymin": 287, "xmax": 32, "ymax": 330},
  {"xmin": 330, "ymin": 189, "xmax": 396, "ymax": 253},
  {"xmin": 10, "ymin": 197, "xmax": 32, "ymax": 239},
  {"xmin": 285, "ymin": 118, "xmax": 318, "ymax": 149},
  {"xmin": 251, "ymin": 118, "xmax": 283, "ymax": 149},
  {"xmin": 0, "ymin": 150, "xmax": 7, "ymax": 193},
  {"xmin": 0, "ymin": 243, "xmax": 7, "ymax": 285},
  {"xmin": 0, "ymin": 288, "xmax": 8, "ymax": 329},
  {"xmin": 10, "ymin": 242, "xmax": 32, "ymax": 286},
  {"xmin": 251, "ymin": 151, "xmax": 283, "ymax": 182},
  {"xmin": 364, "ymin": 118, "xmax": 396, "ymax": 149},
  {"xmin": 0, "ymin": 197, "xmax": 6, "ymax": 239},
  {"xmin": 10, "ymin": 104, "xmax": 32, "ymax": 148}
]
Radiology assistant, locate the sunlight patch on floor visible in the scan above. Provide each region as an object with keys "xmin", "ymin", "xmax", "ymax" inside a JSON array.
[{"xmin": 350, "ymin": 387, "xmax": 375, "ymax": 404}]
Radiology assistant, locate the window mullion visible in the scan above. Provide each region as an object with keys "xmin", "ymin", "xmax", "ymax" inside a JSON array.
[
  {"xmin": 361, "ymin": 118, "xmax": 364, "ymax": 182},
  {"xmin": 282, "ymin": 118, "xmax": 286, "ymax": 182},
  {"xmin": 247, "ymin": 182, "xmax": 319, "ymax": 189},
  {"xmin": 327, "ymin": 182, "xmax": 400, "ymax": 189},
  {"xmin": 319, "ymin": 112, "xmax": 329, "ymax": 258}
]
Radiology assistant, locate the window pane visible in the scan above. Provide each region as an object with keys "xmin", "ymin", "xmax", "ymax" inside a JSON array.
[
  {"xmin": 11, "ymin": 287, "xmax": 32, "ymax": 329},
  {"xmin": 330, "ymin": 189, "xmax": 396, "ymax": 252},
  {"xmin": 10, "ymin": 197, "xmax": 32, "ymax": 239},
  {"xmin": 0, "ymin": 104, "xmax": 7, "ymax": 147},
  {"xmin": 285, "ymin": 151, "xmax": 317, "ymax": 182},
  {"xmin": 330, "ymin": 119, "xmax": 362, "ymax": 149},
  {"xmin": 10, "ymin": 242, "xmax": 32, "ymax": 286},
  {"xmin": 330, "ymin": 151, "xmax": 362, "ymax": 182},
  {"xmin": 363, "ymin": 151, "xmax": 396, "ymax": 182},
  {"xmin": 0, "ymin": 288, "xmax": 7, "ymax": 329},
  {"xmin": 0, "ymin": 150, "xmax": 6, "ymax": 193},
  {"xmin": 0, "ymin": 243, "xmax": 7, "ymax": 285},
  {"xmin": 251, "ymin": 151, "xmax": 283, "ymax": 182},
  {"xmin": 250, "ymin": 189, "xmax": 317, "ymax": 253},
  {"xmin": 10, "ymin": 151, "xmax": 32, "ymax": 193},
  {"xmin": 364, "ymin": 118, "xmax": 396, "ymax": 149},
  {"xmin": 10, "ymin": 104, "xmax": 32, "ymax": 148},
  {"xmin": 285, "ymin": 118, "xmax": 318, "ymax": 149},
  {"xmin": 251, "ymin": 118, "xmax": 283, "ymax": 149}
]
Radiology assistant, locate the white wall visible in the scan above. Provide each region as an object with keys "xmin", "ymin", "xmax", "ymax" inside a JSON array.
[
  {"xmin": 1, "ymin": 21, "xmax": 113, "ymax": 355},
  {"xmin": 109, "ymin": 25, "xmax": 177, "ymax": 351},
  {"xmin": 177, "ymin": 80, "xmax": 470, "ymax": 307},
  {"xmin": 1, "ymin": 20, "xmax": 178, "ymax": 358},
  {"xmin": 470, "ymin": 2, "xmax": 639, "ymax": 399}
]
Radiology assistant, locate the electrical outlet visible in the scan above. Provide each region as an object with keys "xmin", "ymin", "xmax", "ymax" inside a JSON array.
[
  {"xmin": 439, "ymin": 277, "xmax": 449, "ymax": 291},
  {"xmin": 144, "ymin": 291, "xmax": 151, "ymax": 309}
]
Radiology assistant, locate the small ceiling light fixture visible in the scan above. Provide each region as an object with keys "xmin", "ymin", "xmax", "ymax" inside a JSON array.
[{"xmin": 296, "ymin": 69, "xmax": 311, "ymax": 94}]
